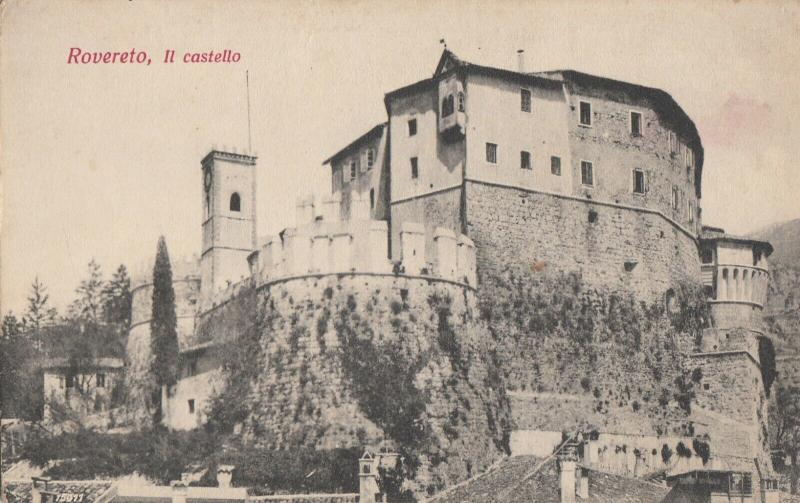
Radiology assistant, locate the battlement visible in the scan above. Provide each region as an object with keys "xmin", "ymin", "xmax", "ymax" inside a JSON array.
[
  {"xmin": 131, "ymin": 255, "xmax": 200, "ymax": 290},
  {"xmin": 248, "ymin": 219, "xmax": 477, "ymax": 288}
]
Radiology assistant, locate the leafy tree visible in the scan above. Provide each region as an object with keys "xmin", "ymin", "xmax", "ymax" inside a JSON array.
[
  {"xmin": 102, "ymin": 264, "xmax": 132, "ymax": 334},
  {"xmin": 0, "ymin": 312, "xmax": 44, "ymax": 420},
  {"xmin": 150, "ymin": 237, "xmax": 179, "ymax": 422},
  {"xmin": 773, "ymin": 385, "xmax": 800, "ymax": 494},
  {"xmin": 69, "ymin": 259, "xmax": 104, "ymax": 323},
  {"xmin": 2, "ymin": 312, "xmax": 22, "ymax": 339}
]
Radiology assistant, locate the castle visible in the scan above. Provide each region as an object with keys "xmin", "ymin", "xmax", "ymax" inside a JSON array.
[{"xmin": 122, "ymin": 49, "xmax": 779, "ymax": 499}]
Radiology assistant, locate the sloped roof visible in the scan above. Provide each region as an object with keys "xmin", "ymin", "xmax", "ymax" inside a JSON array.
[
  {"xmin": 41, "ymin": 358, "xmax": 125, "ymax": 371},
  {"xmin": 322, "ymin": 123, "xmax": 386, "ymax": 166},
  {"xmin": 424, "ymin": 456, "xmax": 670, "ymax": 503},
  {"xmin": 700, "ymin": 227, "xmax": 773, "ymax": 256}
]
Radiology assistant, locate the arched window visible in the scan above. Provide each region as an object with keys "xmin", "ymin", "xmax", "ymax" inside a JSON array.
[{"xmin": 230, "ymin": 192, "xmax": 241, "ymax": 212}]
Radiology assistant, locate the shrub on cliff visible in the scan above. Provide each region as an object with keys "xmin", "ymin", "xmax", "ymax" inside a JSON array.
[
  {"xmin": 150, "ymin": 236, "xmax": 179, "ymax": 423},
  {"xmin": 477, "ymin": 267, "xmax": 707, "ymax": 435}
]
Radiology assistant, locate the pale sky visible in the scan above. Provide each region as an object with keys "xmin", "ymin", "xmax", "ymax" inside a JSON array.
[{"xmin": 1, "ymin": 0, "xmax": 799, "ymax": 315}]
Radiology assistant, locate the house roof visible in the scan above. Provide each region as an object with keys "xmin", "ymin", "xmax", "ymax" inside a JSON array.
[
  {"xmin": 424, "ymin": 455, "xmax": 670, "ymax": 503},
  {"xmin": 322, "ymin": 123, "xmax": 386, "ymax": 166},
  {"xmin": 700, "ymin": 227, "xmax": 773, "ymax": 256},
  {"xmin": 41, "ymin": 357, "xmax": 125, "ymax": 371},
  {"xmin": 3, "ymin": 481, "xmax": 116, "ymax": 503}
]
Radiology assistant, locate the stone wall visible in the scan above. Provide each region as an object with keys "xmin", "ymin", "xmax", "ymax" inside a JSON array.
[
  {"xmin": 196, "ymin": 273, "xmax": 509, "ymax": 497},
  {"xmin": 125, "ymin": 275, "xmax": 200, "ymax": 426},
  {"xmin": 690, "ymin": 351, "xmax": 766, "ymax": 457},
  {"xmin": 562, "ymin": 78, "xmax": 701, "ymax": 232},
  {"xmin": 464, "ymin": 180, "xmax": 700, "ymax": 302},
  {"xmin": 390, "ymin": 188, "xmax": 464, "ymax": 262}
]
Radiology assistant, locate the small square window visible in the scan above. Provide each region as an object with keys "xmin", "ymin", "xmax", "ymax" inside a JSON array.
[
  {"xmin": 408, "ymin": 119, "xmax": 417, "ymax": 136},
  {"xmin": 581, "ymin": 161, "xmax": 594, "ymax": 186},
  {"xmin": 630, "ymin": 111, "xmax": 642, "ymax": 136},
  {"xmin": 188, "ymin": 399, "xmax": 195, "ymax": 414},
  {"xmin": 550, "ymin": 156, "xmax": 561, "ymax": 176},
  {"xmin": 96, "ymin": 373, "xmax": 106, "ymax": 388},
  {"xmin": 579, "ymin": 101, "xmax": 592, "ymax": 126},
  {"xmin": 633, "ymin": 169, "xmax": 646, "ymax": 194},
  {"xmin": 520, "ymin": 151, "xmax": 531, "ymax": 170},
  {"xmin": 486, "ymin": 143, "xmax": 497, "ymax": 164},
  {"xmin": 520, "ymin": 89, "xmax": 531, "ymax": 113},
  {"xmin": 410, "ymin": 157, "xmax": 419, "ymax": 179}
]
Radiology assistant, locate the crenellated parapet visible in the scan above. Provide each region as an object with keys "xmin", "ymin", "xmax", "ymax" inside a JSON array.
[
  {"xmin": 246, "ymin": 218, "xmax": 476, "ymax": 290},
  {"xmin": 698, "ymin": 227, "xmax": 773, "ymax": 331}
]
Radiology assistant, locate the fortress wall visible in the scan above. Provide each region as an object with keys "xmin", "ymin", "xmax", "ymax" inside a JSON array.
[
  {"xmin": 194, "ymin": 273, "xmax": 509, "ymax": 494},
  {"xmin": 389, "ymin": 187, "xmax": 463, "ymax": 262},
  {"xmin": 239, "ymin": 219, "xmax": 476, "ymax": 305},
  {"xmin": 125, "ymin": 276, "xmax": 200, "ymax": 425},
  {"xmin": 464, "ymin": 180, "xmax": 700, "ymax": 302},
  {"xmin": 690, "ymin": 352, "xmax": 765, "ymax": 441}
]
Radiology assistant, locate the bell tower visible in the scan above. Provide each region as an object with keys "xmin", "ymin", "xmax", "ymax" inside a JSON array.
[{"xmin": 200, "ymin": 150, "xmax": 257, "ymax": 298}]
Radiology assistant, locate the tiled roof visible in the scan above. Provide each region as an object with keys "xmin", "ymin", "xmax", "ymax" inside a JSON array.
[
  {"xmin": 424, "ymin": 456, "xmax": 670, "ymax": 503},
  {"xmin": 3, "ymin": 481, "xmax": 115, "ymax": 503}
]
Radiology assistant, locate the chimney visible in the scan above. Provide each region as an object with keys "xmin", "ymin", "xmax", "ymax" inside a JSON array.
[
  {"xmin": 516, "ymin": 49, "xmax": 526, "ymax": 73},
  {"xmin": 217, "ymin": 465, "xmax": 235, "ymax": 489},
  {"xmin": 170, "ymin": 480, "xmax": 188, "ymax": 503},
  {"xmin": 32, "ymin": 477, "xmax": 51, "ymax": 503},
  {"xmin": 558, "ymin": 443, "xmax": 579, "ymax": 503},
  {"xmin": 577, "ymin": 467, "xmax": 589, "ymax": 499}
]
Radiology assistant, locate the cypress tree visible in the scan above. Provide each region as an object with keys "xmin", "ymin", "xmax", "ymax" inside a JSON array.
[{"xmin": 150, "ymin": 236, "xmax": 179, "ymax": 421}]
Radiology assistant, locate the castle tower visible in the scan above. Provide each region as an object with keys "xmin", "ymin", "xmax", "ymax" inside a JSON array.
[
  {"xmin": 698, "ymin": 226, "xmax": 773, "ymax": 330},
  {"xmin": 200, "ymin": 150, "xmax": 257, "ymax": 298}
]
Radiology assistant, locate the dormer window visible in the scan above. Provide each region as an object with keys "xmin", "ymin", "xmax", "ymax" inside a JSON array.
[
  {"xmin": 229, "ymin": 193, "xmax": 241, "ymax": 212},
  {"xmin": 441, "ymin": 94, "xmax": 455, "ymax": 118},
  {"xmin": 579, "ymin": 101, "xmax": 592, "ymax": 126}
]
